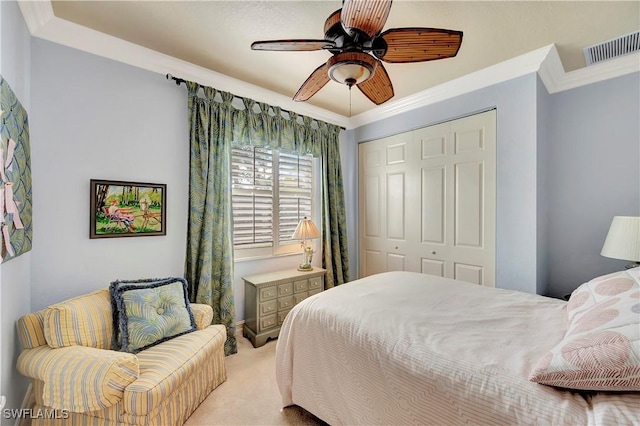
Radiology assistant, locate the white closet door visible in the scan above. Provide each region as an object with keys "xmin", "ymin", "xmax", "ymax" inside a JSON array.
[
  {"xmin": 358, "ymin": 131, "xmax": 414, "ymax": 277},
  {"xmin": 358, "ymin": 110, "xmax": 496, "ymax": 286}
]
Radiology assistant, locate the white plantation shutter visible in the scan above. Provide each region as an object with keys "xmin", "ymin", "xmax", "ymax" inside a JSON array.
[
  {"xmin": 231, "ymin": 147, "xmax": 273, "ymax": 246},
  {"xmin": 278, "ymin": 152, "xmax": 313, "ymax": 243},
  {"xmin": 231, "ymin": 147, "xmax": 315, "ymax": 254}
]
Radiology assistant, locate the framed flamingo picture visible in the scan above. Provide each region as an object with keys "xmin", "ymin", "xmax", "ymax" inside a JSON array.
[{"xmin": 90, "ymin": 179, "xmax": 166, "ymax": 239}]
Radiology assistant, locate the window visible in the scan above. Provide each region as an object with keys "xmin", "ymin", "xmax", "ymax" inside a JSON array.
[{"xmin": 231, "ymin": 146, "xmax": 316, "ymax": 259}]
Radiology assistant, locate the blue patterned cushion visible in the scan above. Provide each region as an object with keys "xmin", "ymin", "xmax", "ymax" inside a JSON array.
[{"xmin": 109, "ymin": 278, "xmax": 196, "ymax": 353}]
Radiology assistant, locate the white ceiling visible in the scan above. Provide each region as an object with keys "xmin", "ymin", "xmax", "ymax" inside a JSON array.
[{"xmin": 42, "ymin": 1, "xmax": 640, "ymax": 119}]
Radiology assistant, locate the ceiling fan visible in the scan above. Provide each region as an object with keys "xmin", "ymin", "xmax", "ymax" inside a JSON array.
[{"xmin": 251, "ymin": 0, "xmax": 463, "ymax": 105}]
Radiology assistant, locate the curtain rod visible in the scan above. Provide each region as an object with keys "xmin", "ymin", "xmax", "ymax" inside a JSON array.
[
  {"xmin": 165, "ymin": 73, "xmax": 345, "ymax": 130},
  {"xmin": 166, "ymin": 73, "xmax": 187, "ymax": 86}
]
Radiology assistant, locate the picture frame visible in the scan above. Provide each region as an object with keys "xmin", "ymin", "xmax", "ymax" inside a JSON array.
[{"xmin": 90, "ymin": 179, "xmax": 166, "ymax": 239}]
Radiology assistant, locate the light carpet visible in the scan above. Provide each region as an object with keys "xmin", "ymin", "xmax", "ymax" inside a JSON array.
[{"xmin": 184, "ymin": 332, "xmax": 326, "ymax": 426}]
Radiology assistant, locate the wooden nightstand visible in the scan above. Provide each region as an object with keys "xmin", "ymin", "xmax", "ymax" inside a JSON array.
[{"xmin": 242, "ymin": 268, "xmax": 326, "ymax": 348}]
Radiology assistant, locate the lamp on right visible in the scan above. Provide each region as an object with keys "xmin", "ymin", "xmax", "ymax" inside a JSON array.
[{"xmin": 600, "ymin": 216, "xmax": 640, "ymax": 269}]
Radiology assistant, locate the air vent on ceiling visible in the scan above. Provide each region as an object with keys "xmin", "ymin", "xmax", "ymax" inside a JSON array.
[{"xmin": 584, "ymin": 31, "xmax": 640, "ymax": 66}]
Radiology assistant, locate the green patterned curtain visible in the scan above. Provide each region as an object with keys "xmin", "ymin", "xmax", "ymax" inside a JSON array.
[
  {"xmin": 318, "ymin": 125, "xmax": 349, "ymax": 288},
  {"xmin": 185, "ymin": 83, "xmax": 237, "ymax": 355},
  {"xmin": 184, "ymin": 81, "xmax": 349, "ymax": 353}
]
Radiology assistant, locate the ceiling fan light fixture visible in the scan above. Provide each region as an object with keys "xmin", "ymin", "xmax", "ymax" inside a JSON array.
[
  {"xmin": 328, "ymin": 52, "xmax": 377, "ymax": 87},
  {"xmin": 254, "ymin": 0, "xmax": 462, "ymax": 105}
]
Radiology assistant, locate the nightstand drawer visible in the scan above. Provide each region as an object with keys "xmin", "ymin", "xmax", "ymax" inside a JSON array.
[
  {"xmin": 294, "ymin": 279, "xmax": 309, "ymax": 293},
  {"xmin": 309, "ymin": 276, "xmax": 322, "ymax": 290},
  {"xmin": 260, "ymin": 299, "xmax": 277, "ymax": 316},
  {"xmin": 309, "ymin": 289, "xmax": 322, "ymax": 297},
  {"xmin": 260, "ymin": 314, "xmax": 277, "ymax": 330},
  {"xmin": 259, "ymin": 286, "xmax": 277, "ymax": 301},
  {"xmin": 294, "ymin": 292, "xmax": 308, "ymax": 304},
  {"xmin": 278, "ymin": 309, "xmax": 291, "ymax": 325},
  {"xmin": 278, "ymin": 296, "xmax": 294, "ymax": 311},
  {"xmin": 278, "ymin": 282, "xmax": 293, "ymax": 296}
]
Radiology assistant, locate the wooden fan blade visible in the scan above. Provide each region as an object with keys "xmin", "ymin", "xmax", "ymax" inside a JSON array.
[
  {"xmin": 293, "ymin": 62, "xmax": 330, "ymax": 102},
  {"xmin": 341, "ymin": 0, "xmax": 392, "ymax": 38},
  {"xmin": 377, "ymin": 28, "xmax": 463, "ymax": 63},
  {"xmin": 251, "ymin": 39, "xmax": 335, "ymax": 51},
  {"xmin": 357, "ymin": 62, "xmax": 394, "ymax": 105}
]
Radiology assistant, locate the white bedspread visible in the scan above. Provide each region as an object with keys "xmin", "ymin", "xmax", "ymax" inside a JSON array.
[{"xmin": 275, "ymin": 271, "xmax": 639, "ymax": 425}]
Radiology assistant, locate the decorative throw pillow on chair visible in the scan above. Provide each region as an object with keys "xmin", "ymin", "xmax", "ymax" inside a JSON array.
[{"xmin": 109, "ymin": 277, "xmax": 196, "ymax": 353}]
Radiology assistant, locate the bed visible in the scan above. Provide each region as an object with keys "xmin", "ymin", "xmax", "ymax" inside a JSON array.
[{"xmin": 275, "ymin": 269, "xmax": 640, "ymax": 425}]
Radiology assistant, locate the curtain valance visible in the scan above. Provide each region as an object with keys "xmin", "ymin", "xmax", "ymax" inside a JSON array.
[{"xmin": 186, "ymin": 82, "xmax": 341, "ymax": 157}]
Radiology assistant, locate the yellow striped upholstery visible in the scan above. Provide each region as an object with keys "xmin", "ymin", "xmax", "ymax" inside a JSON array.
[
  {"xmin": 18, "ymin": 289, "xmax": 227, "ymax": 425},
  {"xmin": 17, "ymin": 309, "xmax": 48, "ymax": 349},
  {"xmin": 17, "ymin": 345, "xmax": 139, "ymax": 412},
  {"xmin": 32, "ymin": 379, "xmax": 123, "ymax": 422},
  {"xmin": 44, "ymin": 289, "xmax": 113, "ymax": 349},
  {"xmin": 125, "ymin": 324, "xmax": 225, "ymax": 415},
  {"xmin": 29, "ymin": 326, "xmax": 227, "ymax": 426},
  {"xmin": 190, "ymin": 303, "xmax": 213, "ymax": 330}
]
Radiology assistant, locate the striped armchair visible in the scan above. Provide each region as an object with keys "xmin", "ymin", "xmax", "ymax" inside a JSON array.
[{"xmin": 16, "ymin": 288, "xmax": 226, "ymax": 426}]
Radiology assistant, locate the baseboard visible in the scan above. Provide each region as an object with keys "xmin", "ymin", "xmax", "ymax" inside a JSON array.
[
  {"xmin": 235, "ymin": 320, "xmax": 245, "ymax": 337},
  {"xmin": 14, "ymin": 383, "xmax": 33, "ymax": 426}
]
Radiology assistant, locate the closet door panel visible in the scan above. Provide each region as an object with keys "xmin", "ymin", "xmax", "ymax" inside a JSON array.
[
  {"xmin": 359, "ymin": 110, "xmax": 496, "ymax": 286},
  {"xmin": 421, "ymin": 166, "xmax": 445, "ymax": 245},
  {"xmin": 387, "ymin": 172, "xmax": 405, "ymax": 240},
  {"xmin": 454, "ymin": 161, "xmax": 483, "ymax": 248}
]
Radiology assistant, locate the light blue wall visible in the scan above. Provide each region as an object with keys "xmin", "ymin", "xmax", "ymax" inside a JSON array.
[
  {"xmin": 30, "ymin": 38, "xmax": 190, "ymax": 313},
  {"xmin": 536, "ymin": 75, "xmax": 551, "ymax": 296},
  {"xmin": 345, "ymin": 71, "xmax": 640, "ymax": 298},
  {"xmin": 346, "ymin": 74, "xmax": 540, "ymax": 293},
  {"xmin": 29, "ymin": 38, "xmax": 331, "ymax": 327},
  {"xmin": 545, "ymin": 72, "xmax": 640, "ymax": 297},
  {"xmin": 0, "ymin": 0, "xmax": 32, "ymax": 410}
]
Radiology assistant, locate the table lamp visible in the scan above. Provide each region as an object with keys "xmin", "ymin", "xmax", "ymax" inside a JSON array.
[
  {"xmin": 600, "ymin": 216, "xmax": 640, "ymax": 269},
  {"xmin": 292, "ymin": 217, "xmax": 320, "ymax": 271}
]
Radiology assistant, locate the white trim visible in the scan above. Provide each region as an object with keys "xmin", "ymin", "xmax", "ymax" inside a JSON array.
[
  {"xmin": 17, "ymin": 1, "xmax": 349, "ymax": 129},
  {"xmin": 18, "ymin": 1, "xmax": 640, "ymax": 130},
  {"xmin": 349, "ymin": 45, "xmax": 554, "ymax": 129},
  {"xmin": 539, "ymin": 45, "xmax": 640, "ymax": 94},
  {"xmin": 16, "ymin": 0, "xmax": 53, "ymax": 36},
  {"xmin": 235, "ymin": 320, "xmax": 245, "ymax": 337}
]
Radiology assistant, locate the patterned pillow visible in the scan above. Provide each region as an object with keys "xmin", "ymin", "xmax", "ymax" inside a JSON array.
[
  {"xmin": 529, "ymin": 267, "xmax": 640, "ymax": 391},
  {"xmin": 44, "ymin": 289, "xmax": 113, "ymax": 349},
  {"xmin": 109, "ymin": 277, "xmax": 196, "ymax": 353}
]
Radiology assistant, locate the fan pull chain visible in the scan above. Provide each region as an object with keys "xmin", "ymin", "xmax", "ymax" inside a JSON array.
[{"xmin": 349, "ymin": 86, "xmax": 352, "ymax": 118}]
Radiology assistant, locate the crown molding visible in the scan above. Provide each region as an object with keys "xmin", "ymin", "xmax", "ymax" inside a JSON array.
[
  {"xmin": 18, "ymin": 1, "xmax": 640, "ymax": 131},
  {"xmin": 538, "ymin": 45, "xmax": 640, "ymax": 94},
  {"xmin": 17, "ymin": 0, "xmax": 349, "ymax": 129},
  {"xmin": 349, "ymin": 45, "xmax": 554, "ymax": 129},
  {"xmin": 17, "ymin": 0, "xmax": 54, "ymax": 35}
]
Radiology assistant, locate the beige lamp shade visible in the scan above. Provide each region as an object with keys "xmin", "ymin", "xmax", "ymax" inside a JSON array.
[
  {"xmin": 292, "ymin": 217, "xmax": 320, "ymax": 271},
  {"xmin": 600, "ymin": 216, "xmax": 640, "ymax": 262},
  {"xmin": 291, "ymin": 217, "xmax": 320, "ymax": 241}
]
